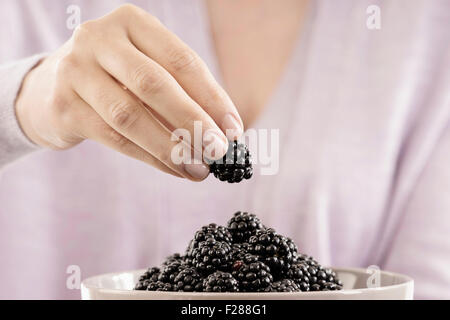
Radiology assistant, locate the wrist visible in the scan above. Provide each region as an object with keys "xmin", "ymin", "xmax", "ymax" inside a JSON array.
[{"xmin": 15, "ymin": 57, "xmax": 48, "ymax": 148}]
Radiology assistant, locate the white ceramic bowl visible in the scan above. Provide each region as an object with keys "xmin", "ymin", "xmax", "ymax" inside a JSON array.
[{"xmin": 81, "ymin": 267, "xmax": 413, "ymax": 300}]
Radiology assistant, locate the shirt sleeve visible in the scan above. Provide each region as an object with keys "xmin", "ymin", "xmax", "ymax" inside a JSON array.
[
  {"xmin": 382, "ymin": 123, "xmax": 450, "ymax": 299},
  {"xmin": 0, "ymin": 54, "xmax": 46, "ymax": 168}
]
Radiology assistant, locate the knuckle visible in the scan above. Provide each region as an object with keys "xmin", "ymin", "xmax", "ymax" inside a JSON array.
[
  {"xmin": 132, "ymin": 64, "xmax": 166, "ymax": 95},
  {"xmin": 109, "ymin": 100, "xmax": 140, "ymax": 130},
  {"xmin": 56, "ymin": 55, "xmax": 78, "ymax": 76},
  {"xmin": 117, "ymin": 3, "xmax": 139, "ymax": 15},
  {"xmin": 108, "ymin": 128, "xmax": 130, "ymax": 150},
  {"xmin": 167, "ymin": 47, "xmax": 199, "ymax": 72},
  {"xmin": 73, "ymin": 20, "xmax": 98, "ymax": 42},
  {"xmin": 60, "ymin": 107, "xmax": 82, "ymax": 133},
  {"xmin": 48, "ymin": 91, "xmax": 68, "ymax": 115},
  {"xmin": 114, "ymin": 4, "xmax": 161, "ymax": 26},
  {"xmin": 47, "ymin": 93, "xmax": 79, "ymax": 132},
  {"xmin": 147, "ymin": 14, "xmax": 162, "ymax": 26}
]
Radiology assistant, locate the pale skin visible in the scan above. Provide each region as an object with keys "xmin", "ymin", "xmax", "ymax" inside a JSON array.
[{"xmin": 15, "ymin": 0, "xmax": 308, "ymax": 181}]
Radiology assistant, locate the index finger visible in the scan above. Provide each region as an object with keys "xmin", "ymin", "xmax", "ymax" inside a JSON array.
[{"xmin": 123, "ymin": 6, "xmax": 244, "ymax": 140}]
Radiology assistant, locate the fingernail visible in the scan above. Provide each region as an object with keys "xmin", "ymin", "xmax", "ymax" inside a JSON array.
[
  {"xmin": 185, "ymin": 163, "xmax": 210, "ymax": 180},
  {"xmin": 222, "ymin": 113, "xmax": 244, "ymax": 140},
  {"xmin": 203, "ymin": 130, "xmax": 229, "ymax": 160}
]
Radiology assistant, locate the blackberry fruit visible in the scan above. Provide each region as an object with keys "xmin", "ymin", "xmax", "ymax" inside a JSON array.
[
  {"xmin": 231, "ymin": 253, "xmax": 260, "ymax": 276},
  {"xmin": 249, "ymin": 228, "xmax": 297, "ymax": 277},
  {"xmin": 197, "ymin": 224, "xmax": 232, "ymax": 243},
  {"xmin": 187, "ymin": 224, "xmax": 232, "ymax": 256},
  {"xmin": 227, "ymin": 211, "xmax": 264, "ymax": 242},
  {"xmin": 135, "ymin": 212, "xmax": 344, "ymax": 292},
  {"xmin": 162, "ymin": 253, "xmax": 183, "ymax": 266},
  {"xmin": 310, "ymin": 283, "xmax": 321, "ymax": 291},
  {"xmin": 134, "ymin": 267, "xmax": 160, "ymax": 290},
  {"xmin": 173, "ymin": 268, "xmax": 204, "ymax": 292},
  {"xmin": 322, "ymin": 282, "xmax": 342, "ymax": 291},
  {"xmin": 232, "ymin": 261, "xmax": 273, "ymax": 292},
  {"xmin": 203, "ymin": 271, "xmax": 239, "ymax": 292},
  {"xmin": 158, "ymin": 261, "xmax": 188, "ymax": 284},
  {"xmin": 232, "ymin": 253, "xmax": 259, "ymax": 267},
  {"xmin": 286, "ymin": 262, "xmax": 311, "ymax": 290},
  {"xmin": 139, "ymin": 267, "xmax": 160, "ymax": 282},
  {"xmin": 265, "ymin": 279, "xmax": 300, "ymax": 292},
  {"xmin": 288, "ymin": 258, "xmax": 342, "ymax": 291},
  {"xmin": 230, "ymin": 243, "xmax": 254, "ymax": 262},
  {"xmin": 147, "ymin": 281, "xmax": 173, "ymax": 291},
  {"xmin": 208, "ymin": 141, "xmax": 253, "ymax": 183},
  {"xmin": 191, "ymin": 238, "xmax": 232, "ymax": 275},
  {"xmin": 295, "ymin": 254, "xmax": 320, "ymax": 268},
  {"xmin": 312, "ymin": 266, "xmax": 343, "ymax": 290}
]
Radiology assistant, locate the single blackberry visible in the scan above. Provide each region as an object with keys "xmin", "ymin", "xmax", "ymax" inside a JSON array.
[
  {"xmin": 187, "ymin": 224, "xmax": 232, "ymax": 256},
  {"xmin": 134, "ymin": 267, "xmax": 160, "ymax": 290},
  {"xmin": 162, "ymin": 253, "xmax": 183, "ymax": 266},
  {"xmin": 227, "ymin": 211, "xmax": 264, "ymax": 242},
  {"xmin": 286, "ymin": 262, "xmax": 311, "ymax": 290},
  {"xmin": 312, "ymin": 267, "xmax": 343, "ymax": 290},
  {"xmin": 197, "ymin": 224, "xmax": 233, "ymax": 243},
  {"xmin": 249, "ymin": 228, "xmax": 298, "ymax": 277},
  {"xmin": 208, "ymin": 141, "xmax": 253, "ymax": 183},
  {"xmin": 232, "ymin": 261, "xmax": 273, "ymax": 292},
  {"xmin": 138, "ymin": 267, "xmax": 160, "ymax": 282},
  {"xmin": 203, "ymin": 271, "xmax": 239, "ymax": 292},
  {"xmin": 295, "ymin": 253, "xmax": 320, "ymax": 268},
  {"xmin": 191, "ymin": 238, "xmax": 232, "ymax": 275},
  {"xmin": 158, "ymin": 261, "xmax": 188, "ymax": 284},
  {"xmin": 265, "ymin": 279, "xmax": 300, "ymax": 292},
  {"xmin": 173, "ymin": 268, "xmax": 204, "ymax": 292},
  {"xmin": 289, "ymin": 258, "xmax": 342, "ymax": 291}
]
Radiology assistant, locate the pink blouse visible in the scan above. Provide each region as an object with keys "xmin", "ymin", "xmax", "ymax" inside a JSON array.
[{"xmin": 0, "ymin": 0, "xmax": 449, "ymax": 299}]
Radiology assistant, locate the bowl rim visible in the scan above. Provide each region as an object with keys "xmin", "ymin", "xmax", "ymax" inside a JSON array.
[{"xmin": 81, "ymin": 267, "xmax": 414, "ymax": 297}]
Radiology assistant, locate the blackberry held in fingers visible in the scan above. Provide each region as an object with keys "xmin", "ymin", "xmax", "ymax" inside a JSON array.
[{"xmin": 208, "ymin": 141, "xmax": 253, "ymax": 183}]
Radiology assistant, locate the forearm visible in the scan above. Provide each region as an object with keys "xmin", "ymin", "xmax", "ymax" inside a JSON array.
[{"xmin": 0, "ymin": 53, "xmax": 46, "ymax": 168}]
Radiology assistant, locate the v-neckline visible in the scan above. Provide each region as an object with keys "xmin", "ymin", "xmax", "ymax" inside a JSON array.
[{"xmin": 196, "ymin": 0, "xmax": 316, "ymax": 131}]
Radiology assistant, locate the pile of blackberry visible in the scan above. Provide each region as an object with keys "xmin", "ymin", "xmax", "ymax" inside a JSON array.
[
  {"xmin": 208, "ymin": 141, "xmax": 253, "ymax": 183},
  {"xmin": 135, "ymin": 211, "xmax": 343, "ymax": 292}
]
